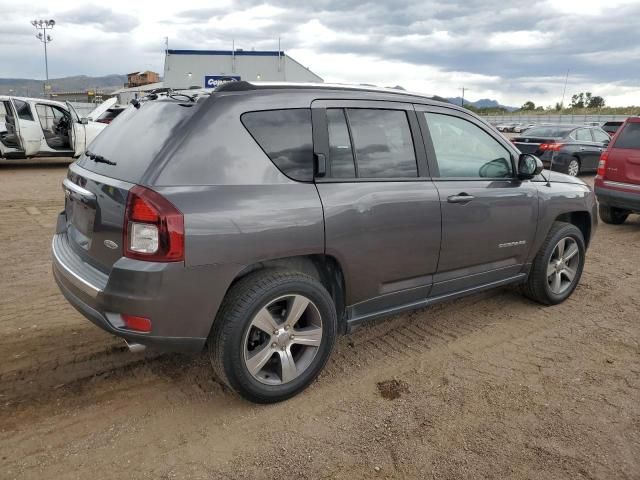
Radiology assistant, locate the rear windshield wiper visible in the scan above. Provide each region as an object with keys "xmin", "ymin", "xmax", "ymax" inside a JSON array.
[{"xmin": 85, "ymin": 150, "xmax": 117, "ymax": 166}]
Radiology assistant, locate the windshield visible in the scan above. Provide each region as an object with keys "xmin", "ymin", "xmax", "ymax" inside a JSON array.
[
  {"xmin": 522, "ymin": 126, "xmax": 573, "ymax": 138},
  {"xmin": 75, "ymin": 100, "xmax": 197, "ymax": 182}
]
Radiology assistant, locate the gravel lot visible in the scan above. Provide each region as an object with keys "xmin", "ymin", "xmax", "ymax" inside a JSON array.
[{"xmin": 1, "ymin": 159, "xmax": 639, "ymax": 479}]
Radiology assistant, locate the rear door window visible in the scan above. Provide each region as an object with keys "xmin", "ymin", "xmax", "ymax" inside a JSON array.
[
  {"xmin": 13, "ymin": 100, "xmax": 34, "ymax": 121},
  {"xmin": 346, "ymin": 109, "xmax": 417, "ymax": 178},
  {"xmin": 614, "ymin": 123, "xmax": 640, "ymax": 149},
  {"xmin": 241, "ymin": 109, "xmax": 314, "ymax": 181},
  {"xmin": 326, "ymin": 109, "xmax": 356, "ymax": 178},
  {"xmin": 574, "ymin": 128, "xmax": 593, "ymax": 141}
]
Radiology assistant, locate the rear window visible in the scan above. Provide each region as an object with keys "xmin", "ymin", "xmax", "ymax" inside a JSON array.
[
  {"xmin": 613, "ymin": 123, "xmax": 640, "ymax": 149},
  {"xmin": 76, "ymin": 101, "xmax": 196, "ymax": 182},
  {"xmin": 241, "ymin": 109, "xmax": 313, "ymax": 181},
  {"xmin": 523, "ymin": 126, "xmax": 573, "ymax": 137}
]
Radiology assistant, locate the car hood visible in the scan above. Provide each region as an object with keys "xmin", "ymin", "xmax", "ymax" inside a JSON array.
[{"xmin": 534, "ymin": 170, "xmax": 587, "ymax": 186}]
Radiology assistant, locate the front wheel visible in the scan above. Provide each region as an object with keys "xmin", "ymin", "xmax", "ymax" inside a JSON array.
[
  {"xmin": 209, "ymin": 269, "xmax": 337, "ymax": 403},
  {"xmin": 523, "ymin": 222, "xmax": 585, "ymax": 305}
]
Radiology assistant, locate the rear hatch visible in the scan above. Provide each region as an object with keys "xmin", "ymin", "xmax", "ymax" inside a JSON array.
[
  {"xmin": 63, "ymin": 99, "xmax": 197, "ymax": 273},
  {"xmin": 604, "ymin": 119, "xmax": 640, "ymax": 185}
]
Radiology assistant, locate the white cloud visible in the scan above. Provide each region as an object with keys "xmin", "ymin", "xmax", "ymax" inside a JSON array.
[{"xmin": 0, "ymin": 0, "xmax": 638, "ymax": 107}]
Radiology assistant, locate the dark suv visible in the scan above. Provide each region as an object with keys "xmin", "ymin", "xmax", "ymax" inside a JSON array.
[{"xmin": 53, "ymin": 82, "xmax": 597, "ymax": 403}]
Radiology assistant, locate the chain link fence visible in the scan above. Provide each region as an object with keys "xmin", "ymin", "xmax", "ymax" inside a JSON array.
[{"xmin": 479, "ymin": 113, "xmax": 631, "ymax": 124}]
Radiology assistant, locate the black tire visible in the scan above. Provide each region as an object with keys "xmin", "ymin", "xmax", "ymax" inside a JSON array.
[
  {"xmin": 523, "ymin": 222, "xmax": 585, "ymax": 305},
  {"xmin": 209, "ymin": 269, "xmax": 337, "ymax": 403},
  {"xmin": 599, "ymin": 204, "xmax": 629, "ymax": 225}
]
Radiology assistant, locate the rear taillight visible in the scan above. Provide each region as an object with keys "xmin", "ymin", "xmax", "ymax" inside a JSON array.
[
  {"xmin": 539, "ymin": 143, "xmax": 563, "ymax": 152},
  {"xmin": 597, "ymin": 151, "xmax": 609, "ymax": 178},
  {"xmin": 124, "ymin": 185, "xmax": 184, "ymax": 262}
]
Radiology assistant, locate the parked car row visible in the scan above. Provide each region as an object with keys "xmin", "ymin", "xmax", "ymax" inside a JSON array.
[{"xmin": 495, "ymin": 120, "xmax": 627, "ymax": 137}]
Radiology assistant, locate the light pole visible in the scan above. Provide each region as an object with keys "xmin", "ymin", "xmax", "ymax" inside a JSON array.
[{"xmin": 31, "ymin": 19, "xmax": 55, "ymax": 96}]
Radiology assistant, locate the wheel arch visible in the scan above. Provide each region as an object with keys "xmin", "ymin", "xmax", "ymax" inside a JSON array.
[
  {"xmin": 227, "ymin": 254, "xmax": 348, "ymax": 334},
  {"xmin": 554, "ymin": 210, "xmax": 592, "ymax": 248}
]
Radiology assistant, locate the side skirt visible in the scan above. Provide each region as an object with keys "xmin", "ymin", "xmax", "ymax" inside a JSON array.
[{"xmin": 345, "ymin": 273, "xmax": 527, "ymax": 333}]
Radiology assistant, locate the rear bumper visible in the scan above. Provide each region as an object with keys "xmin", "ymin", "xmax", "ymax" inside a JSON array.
[
  {"xmin": 51, "ymin": 225, "xmax": 233, "ymax": 353},
  {"xmin": 595, "ymin": 184, "xmax": 640, "ymax": 212}
]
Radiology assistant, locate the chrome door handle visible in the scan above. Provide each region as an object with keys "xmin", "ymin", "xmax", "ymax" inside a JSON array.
[{"xmin": 447, "ymin": 193, "xmax": 475, "ymax": 204}]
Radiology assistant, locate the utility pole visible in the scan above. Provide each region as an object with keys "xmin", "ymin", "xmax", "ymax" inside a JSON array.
[
  {"xmin": 32, "ymin": 19, "xmax": 55, "ymax": 97},
  {"xmin": 560, "ymin": 69, "xmax": 569, "ymax": 110},
  {"xmin": 460, "ymin": 87, "xmax": 467, "ymax": 107}
]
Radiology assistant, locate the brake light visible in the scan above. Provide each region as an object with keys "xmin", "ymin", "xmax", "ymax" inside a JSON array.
[
  {"xmin": 597, "ymin": 151, "xmax": 609, "ymax": 178},
  {"xmin": 121, "ymin": 314, "xmax": 152, "ymax": 333},
  {"xmin": 539, "ymin": 143, "xmax": 563, "ymax": 152},
  {"xmin": 124, "ymin": 185, "xmax": 184, "ymax": 262}
]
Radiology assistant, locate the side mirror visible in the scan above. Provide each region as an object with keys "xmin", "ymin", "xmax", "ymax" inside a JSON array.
[
  {"xmin": 80, "ymin": 117, "xmax": 89, "ymax": 125},
  {"xmin": 517, "ymin": 153, "xmax": 543, "ymax": 179},
  {"xmin": 603, "ymin": 138, "xmax": 610, "ymax": 146}
]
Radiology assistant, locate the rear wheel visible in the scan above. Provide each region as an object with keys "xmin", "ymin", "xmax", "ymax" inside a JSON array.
[
  {"xmin": 523, "ymin": 222, "xmax": 585, "ymax": 305},
  {"xmin": 209, "ymin": 269, "xmax": 337, "ymax": 403},
  {"xmin": 566, "ymin": 157, "xmax": 580, "ymax": 176},
  {"xmin": 599, "ymin": 204, "xmax": 629, "ymax": 225}
]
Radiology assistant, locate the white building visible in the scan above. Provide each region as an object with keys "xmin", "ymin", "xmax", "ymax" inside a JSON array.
[{"xmin": 163, "ymin": 49, "xmax": 323, "ymax": 89}]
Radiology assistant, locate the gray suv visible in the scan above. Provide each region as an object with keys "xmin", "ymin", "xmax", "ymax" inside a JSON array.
[{"xmin": 52, "ymin": 82, "xmax": 597, "ymax": 403}]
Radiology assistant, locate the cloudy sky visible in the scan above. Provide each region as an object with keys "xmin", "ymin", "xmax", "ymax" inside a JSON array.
[{"xmin": 1, "ymin": 0, "xmax": 638, "ymax": 106}]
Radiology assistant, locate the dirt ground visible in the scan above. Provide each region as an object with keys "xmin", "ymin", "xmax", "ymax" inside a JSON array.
[{"xmin": 1, "ymin": 159, "xmax": 639, "ymax": 480}]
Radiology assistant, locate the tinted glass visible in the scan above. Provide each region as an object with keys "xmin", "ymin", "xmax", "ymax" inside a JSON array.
[
  {"xmin": 614, "ymin": 123, "xmax": 640, "ymax": 149},
  {"xmin": 346, "ymin": 109, "xmax": 417, "ymax": 178},
  {"xmin": 326, "ymin": 109, "xmax": 355, "ymax": 178},
  {"xmin": 13, "ymin": 100, "xmax": 34, "ymax": 121},
  {"xmin": 592, "ymin": 128, "xmax": 610, "ymax": 143},
  {"xmin": 76, "ymin": 101, "xmax": 196, "ymax": 182},
  {"xmin": 574, "ymin": 128, "xmax": 593, "ymax": 141},
  {"xmin": 523, "ymin": 126, "xmax": 573, "ymax": 137},
  {"xmin": 242, "ymin": 109, "xmax": 314, "ymax": 181},
  {"xmin": 425, "ymin": 113, "xmax": 512, "ymax": 178}
]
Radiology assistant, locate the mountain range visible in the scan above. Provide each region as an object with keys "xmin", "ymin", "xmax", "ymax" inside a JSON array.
[
  {"xmin": 0, "ymin": 75, "xmax": 517, "ymax": 111},
  {"xmin": 0, "ymin": 75, "xmax": 127, "ymax": 97},
  {"xmin": 446, "ymin": 97, "xmax": 518, "ymax": 111}
]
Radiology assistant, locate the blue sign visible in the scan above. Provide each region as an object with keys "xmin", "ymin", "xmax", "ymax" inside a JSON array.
[{"xmin": 205, "ymin": 75, "xmax": 241, "ymax": 88}]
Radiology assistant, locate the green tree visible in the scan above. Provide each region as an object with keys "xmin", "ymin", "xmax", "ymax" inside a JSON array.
[
  {"xmin": 571, "ymin": 93, "xmax": 585, "ymax": 108},
  {"xmin": 588, "ymin": 95, "xmax": 605, "ymax": 108},
  {"xmin": 521, "ymin": 100, "xmax": 536, "ymax": 110},
  {"xmin": 554, "ymin": 102, "xmax": 563, "ymax": 111}
]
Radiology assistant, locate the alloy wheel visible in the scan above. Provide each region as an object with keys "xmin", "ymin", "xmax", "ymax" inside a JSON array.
[
  {"xmin": 567, "ymin": 159, "xmax": 580, "ymax": 176},
  {"xmin": 242, "ymin": 294, "xmax": 323, "ymax": 385},
  {"xmin": 547, "ymin": 237, "xmax": 580, "ymax": 295}
]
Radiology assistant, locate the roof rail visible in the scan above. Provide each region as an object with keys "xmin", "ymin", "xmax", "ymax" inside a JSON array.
[{"xmin": 213, "ymin": 80, "xmax": 440, "ymax": 101}]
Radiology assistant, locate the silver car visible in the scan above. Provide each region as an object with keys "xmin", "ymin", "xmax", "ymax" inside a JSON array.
[{"xmin": 53, "ymin": 82, "xmax": 597, "ymax": 403}]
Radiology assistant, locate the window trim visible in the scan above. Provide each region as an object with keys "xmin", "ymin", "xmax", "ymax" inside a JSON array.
[
  {"xmin": 415, "ymin": 105, "xmax": 519, "ymax": 181},
  {"xmin": 311, "ymin": 99, "xmax": 429, "ymax": 182}
]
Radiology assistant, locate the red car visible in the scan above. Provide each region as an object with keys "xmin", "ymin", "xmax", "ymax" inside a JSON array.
[{"xmin": 595, "ymin": 117, "xmax": 640, "ymax": 224}]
